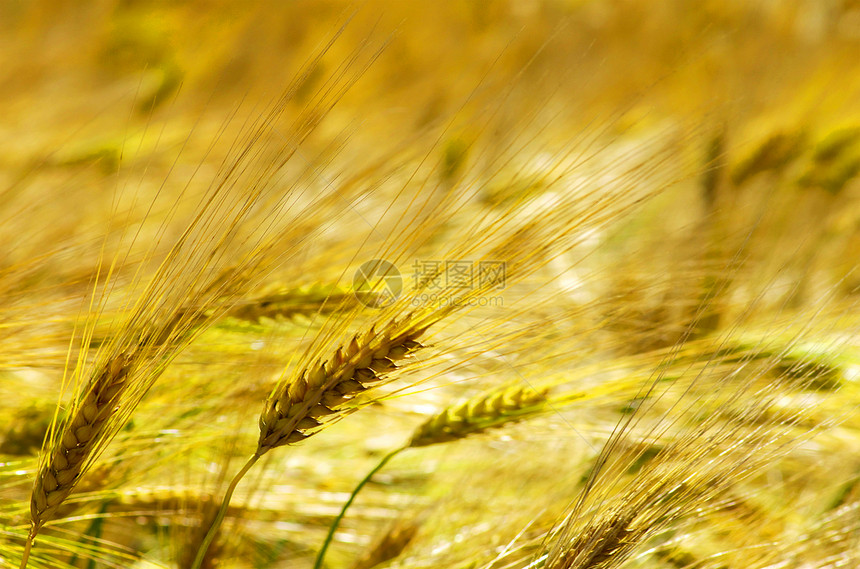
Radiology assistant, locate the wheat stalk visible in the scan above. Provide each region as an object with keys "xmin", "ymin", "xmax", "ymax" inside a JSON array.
[
  {"xmin": 313, "ymin": 383, "xmax": 549, "ymax": 569},
  {"xmin": 180, "ymin": 500, "xmax": 225, "ymax": 569}
]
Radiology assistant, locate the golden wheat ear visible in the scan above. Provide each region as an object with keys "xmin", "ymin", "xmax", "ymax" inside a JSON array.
[
  {"xmin": 188, "ymin": 312, "xmax": 433, "ymax": 569},
  {"xmin": 29, "ymin": 353, "xmax": 132, "ymax": 533},
  {"xmin": 258, "ymin": 316, "xmax": 429, "ymax": 454},
  {"xmin": 226, "ymin": 282, "xmax": 356, "ymax": 324},
  {"xmin": 19, "ymin": 265, "xmax": 259, "ymax": 567}
]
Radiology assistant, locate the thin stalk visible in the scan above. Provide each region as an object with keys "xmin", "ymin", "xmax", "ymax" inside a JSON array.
[
  {"xmin": 190, "ymin": 453, "xmax": 261, "ymax": 569},
  {"xmin": 313, "ymin": 447, "xmax": 405, "ymax": 569},
  {"xmin": 19, "ymin": 531, "xmax": 33, "ymax": 569}
]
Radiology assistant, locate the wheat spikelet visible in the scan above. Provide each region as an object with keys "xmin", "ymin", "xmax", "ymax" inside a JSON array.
[
  {"xmin": 257, "ymin": 315, "xmax": 429, "ymax": 454},
  {"xmin": 409, "ymin": 384, "xmax": 548, "ymax": 447}
]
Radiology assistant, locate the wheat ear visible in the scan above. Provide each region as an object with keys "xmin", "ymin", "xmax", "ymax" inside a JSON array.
[
  {"xmin": 313, "ymin": 384, "xmax": 548, "ymax": 569},
  {"xmin": 227, "ymin": 283, "xmax": 355, "ymax": 323},
  {"xmin": 29, "ymin": 353, "xmax": 132, "ymax": 533},
  {"xmin": 18, "ymin": 352, "xmax": 133, "ymax": 568},
  {"xmin": 549, "ymin": 510, "xmax": 640, "ymax": 569},
  {"xmin": 352, "ymin": 516, "xmax": 422, "ymax": 569},
  {"xmin": 409, "ymin": 384, "xmax": 548, "ymax": 447},
  {"xmin": 190, "ymin": 315, "xmax": 429, "ymax": 569},
  {"xmin": 257, "ymin": 318, "xmax": 429, "ymax": 453}
]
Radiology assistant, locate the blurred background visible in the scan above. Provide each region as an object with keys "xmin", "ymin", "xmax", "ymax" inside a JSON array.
[
  {"xmin": 3, "ymin": 0, "xmax": 860, "ymax": 292},
  {"xmin": 2, "ymin": 2, "xmax": 860, "ymax": 569}
]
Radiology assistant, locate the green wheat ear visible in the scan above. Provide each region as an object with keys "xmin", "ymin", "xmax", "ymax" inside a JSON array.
[
  {"xmin": 409, "ymin": 384, "xmax": 549, "ymax": 447},
  {"xmin": 313, "ymin": 383, "xmax": 549, "ymax": 569}
]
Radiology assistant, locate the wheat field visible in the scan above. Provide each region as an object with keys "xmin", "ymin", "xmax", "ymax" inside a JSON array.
[{"xmin": 1, "ymin": 1, "xmax": 859, "ymax": 568}]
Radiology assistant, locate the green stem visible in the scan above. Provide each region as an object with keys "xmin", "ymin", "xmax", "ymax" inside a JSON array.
[
  {"xmin": 190, "ymin": 453, "xmax": 260, "ymax": 569},
  {"xmin": 313, "ymin": 447, "xmax": 405, "ymax": 569},
  {"xmin": 84, "ymin": 503, "xmax": 109, "ymax": 569}
]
